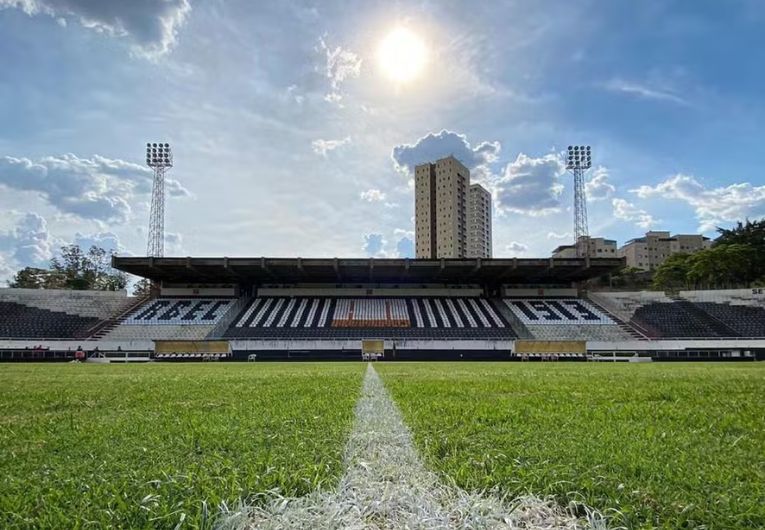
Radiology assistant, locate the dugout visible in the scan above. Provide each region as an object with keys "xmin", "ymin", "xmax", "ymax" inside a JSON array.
[
  {"xmin": 514, "ymin": 339, "xmax": 587, "ymax": 360},
  {"xmin": 154, "ymin": 340, "xmax": 231, "ymax": 360}
]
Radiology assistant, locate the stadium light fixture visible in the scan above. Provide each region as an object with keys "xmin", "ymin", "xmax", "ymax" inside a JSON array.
[
  {"xmin": 145, "ymin": 142, "xmax": 173, "ymax": 257},
  {"xmin": 566, "ymin": 145, "xmax": 591, "ymax": 170},
  {"xmin": 566, "ymin": 145, "xmax": 592, "ymax": 257},
  {"xmin": 146, "ymin": 142, "xmax": 173, "ymax": 168}
]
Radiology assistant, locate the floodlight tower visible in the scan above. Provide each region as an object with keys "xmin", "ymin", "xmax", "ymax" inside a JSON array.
[
  {"xmin": 145, "ymin": 142, "xmax": 173, "ymax": 257},
  {"xmin": 566, "ymin": 145, "xmax": 592, "ymax": 258}
]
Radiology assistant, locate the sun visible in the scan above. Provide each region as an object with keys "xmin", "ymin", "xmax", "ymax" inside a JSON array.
[{"xmin": 377, "ymin": 27, "xmax": 428, "ymax": 83}]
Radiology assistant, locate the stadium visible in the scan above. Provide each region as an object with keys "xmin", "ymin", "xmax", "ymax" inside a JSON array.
[
  {"xmin": 2, "ymin": 3, "xmax": 764, "ymax": 529},
  {"xmin": 1, "ymin": 255, "xmax": 763, "ymax": 362}
]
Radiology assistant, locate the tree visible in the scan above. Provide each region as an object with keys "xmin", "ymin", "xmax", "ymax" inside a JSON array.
[
  {"xmin": 715, "ymin": 219, "xmax": 765, "ymax": 248},
  {"xmin": 132, "ymin": 278, "xmax": 153, "ymax": 297},
  {"xmin": 687, "ymin": 244, "xmax": 759, "ymax": 288},
  {"xmin": 8, "ymin": 267, "xmax": 56, "ymax": 289},
  {"xmin": 7, "ymin": 244, "xmax": 127, "ymax": 291},
  {"xmin": 652, "ymin": 253, "xmax": 692, "ymax": 290},
  {"xmin": 610, "ymin": 266, "xmax": 651, "ymax": 289}
]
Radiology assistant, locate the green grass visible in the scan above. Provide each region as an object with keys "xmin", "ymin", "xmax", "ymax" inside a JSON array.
[
  {"xmin": 377, "ymin": 362, "xmax": 765, "ymax": 529},
  {"xmin": 0, "ymin": 362, "xmax": 365, "ymax": 529}
]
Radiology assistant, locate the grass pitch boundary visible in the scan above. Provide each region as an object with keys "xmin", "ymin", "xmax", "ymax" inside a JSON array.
[{"xmin": 220, "ymin": 364, "xmax": 607, "ymax": 529}]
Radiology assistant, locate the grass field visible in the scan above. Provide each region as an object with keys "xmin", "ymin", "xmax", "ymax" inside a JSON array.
[
  {"xmin": 377, "ymin": 362, "xmax": 765, "ymax": 529},
  {"xmin": 0, "ymin": 363, "xmax": 365, "ymax": 529}
]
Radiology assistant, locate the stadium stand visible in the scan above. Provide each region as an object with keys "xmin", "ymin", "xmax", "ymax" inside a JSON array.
[
  {"xmin": 679, "ymin": 289, "xmax": 765, "ymax": 337},
  {"xmin": 503, "ymin": 298, "xmax": 632, "ymax": 341},
  {"xmin": 592, "ymin": 290, "xmax": 765, "ymax": 338},
  {"xmin": 102, "ymin": 298, "xmax": 236, "ymax": 341},
  {"xmin": 224, "ymin": 296, "xmax": 512, "ymax": 339},
  {"xmin": 0, "ymin": 302, "xmax": 99, "ymax": 339},
  {"xmin": 0, "ymin": 289, "xmax": 134, "ymax": 339}
]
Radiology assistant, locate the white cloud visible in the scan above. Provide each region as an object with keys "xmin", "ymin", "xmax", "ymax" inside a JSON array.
[
  {"xmin": 505, "ymin": 241, "xmax": 528, "ymax": 256},
  {"xmin": 362, "ymin": 233, "xmax": 387, "ymax": 257},
  {"xmin": 631, "ymin": 174, "xmax": 765, "ymax": 231},
  {"xmin": 612, "ymin": 198, "xmax": 656, "ymax": 229},
  {"xmin": 391, "ymin": 130, "xmax": 500, "ymax": 176},
  {"xmin": 311, "ymin": 137, "xmax": 351, "ymax": 157},
  {"xmin": 0, "ymin": 212, "xmax": 57, "ymax": 268},
  {"xmin": 319, "ymin": 37, "xmax": 362, "ymax": 103},
  {"xmin": 547, "ymin": 231, "xmax": 571, "ymax": 240},
  {"xmin": 0, "ymin": 153, "xmax": 190, "ymax": 223},
  {"xmin": 360, "ymin": 189, "xmax": 386, "ymax": 202},
  {"xmin": 74, "ymin": 231, "xmax": 121, "ymax": 256},
  {"xmin": 602, "ymin": 78, "xmax": 688, "ymax": 106},
  {"xmin": 0, "ymin": 0, "xmax": 191, "ymax": 58},
  {"xmin": 585, "ymin": 166, "xmax": 615, "ymax": 201},
  {"xmin": 493, "ymin": 153, "xmax": 565, "ymax": 216}
]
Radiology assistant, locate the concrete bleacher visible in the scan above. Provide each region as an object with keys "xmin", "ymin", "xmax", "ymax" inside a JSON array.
[
  {"xmin": 503, "ymin": 298, "xmax": 632, "ymax": 341},
  {"xmin": 0, "ymin": 288, "xmax": 133, "ymax": 319},
  {"xmin": 679, "ymin": 289, "xmax": 765, "ymax": 337},
  {"xmin": 102, "ymin": 297, "xmax": 236, "ymax": 341},
  {"xmin": 592, "ymin": 290, "xmax": 765, "ymax": 338},
  {"xmin": 0, "ymin": 288, "xmax": 134, "ymax": 339},
  {"xmin": 225, "ymin": 296, "xmax": 512, "ymax": 339}
]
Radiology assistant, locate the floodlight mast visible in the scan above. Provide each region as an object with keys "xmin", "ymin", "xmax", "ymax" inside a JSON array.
[
  {"xmin": 566, "ymin": 145, "xmax": 592, "ymax": 258},
  {"xmin": 145, "ymin": 142, "xmax": 173, "ymax": 257}
]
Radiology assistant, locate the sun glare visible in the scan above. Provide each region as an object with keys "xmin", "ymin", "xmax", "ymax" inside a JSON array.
[{"xmin": 377, "ymin": 27, "xmax": 428, "ymax": 83}]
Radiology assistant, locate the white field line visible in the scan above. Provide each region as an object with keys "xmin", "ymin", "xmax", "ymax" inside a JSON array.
[{"xmin": 218, "ymin": 364, "xmax": 607, "ymax": 529}]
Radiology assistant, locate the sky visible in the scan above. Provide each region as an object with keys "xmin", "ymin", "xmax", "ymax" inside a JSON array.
[{"xmin": 1, "ymin": 0, "xmax": 765, "ymax": 282}]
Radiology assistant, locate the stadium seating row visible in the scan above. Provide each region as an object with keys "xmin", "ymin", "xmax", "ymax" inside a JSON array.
[
  {"xmin": 504, "ymin": 299, "xmax": 614, "ymax": 325},
  {"xmin": 0, "ymin": 301, "xmax": 100, "ymax": 339},
  {"xmin": 123, "ymin": 298, "xmax": 234, "ymax": 325},
  {"xmin": 232, "ymin": 297, "xmax": 507, "ymax": 330}
]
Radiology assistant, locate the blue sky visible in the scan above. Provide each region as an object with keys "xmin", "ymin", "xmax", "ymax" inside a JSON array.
[{"xmin": 1, "ymin": 0, "xmax": 764, "ymax": 280}]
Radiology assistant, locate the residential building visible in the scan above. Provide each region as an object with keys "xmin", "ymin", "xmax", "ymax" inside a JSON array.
[
  {"xmin": 618, "ymin": 231, "xmax": 711, "ymax": 271},
  {"xmin": 552, "ymin": 237, "xmax": 617, "ymax": 258},
  {"xmin": 414, "ymin": 156, "xmax": 469, "ymax": 258},
  {"xmin": 467, "ymin": 183, "xmax": 492, "ymax": 258}
]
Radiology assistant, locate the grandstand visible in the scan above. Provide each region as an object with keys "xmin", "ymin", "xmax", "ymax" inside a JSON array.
[
  {"xmin": 0, "ymin": 289, "xmax": 134, "ymax": 339},
  {"xmin": 0, "ymin": 256, "xmax": 763, "ymax": 361}
]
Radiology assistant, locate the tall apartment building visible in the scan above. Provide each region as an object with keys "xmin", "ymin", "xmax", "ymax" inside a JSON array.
[
  {"xmin": 618, "ymin": 231, "xmax": 711, "ymax": 271},
  {"xmin": 552, "ymin": 237, "xmax": 617, "ymax": 258},
  {"xmin": 467, "ymin": 184, "xmax": 492, "ymax": 258},
  {"xmin": 414, "ymin": 156, "xmax": 492, "ymax": 259}
]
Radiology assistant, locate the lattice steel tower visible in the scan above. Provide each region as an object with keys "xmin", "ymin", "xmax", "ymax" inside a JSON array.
[
  {"xmin": 566, "ymin": 145, "xmax": 592, "ymax": 258},
  {"xmin": 145, "ymin": 142, "xmax": 173, "ymax": 257}
]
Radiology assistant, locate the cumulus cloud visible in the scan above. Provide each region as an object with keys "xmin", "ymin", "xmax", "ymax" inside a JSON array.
[
  {"xmin": 360, "ymin": 189, "xmax": 386, "ymax": 202},
  {"xmin": 391, "ymin": 130, "xmax": 500, "ymax": 175},
  {"xmin": 505, "ymin": 241, "xmax": 528, "ymax": 256},
  {"xmin": 631, "ymin": 174, "xmax": 765, "ymax": 231},
  {"xmin": 0, "ymin": 0, "xmax": 191, "ymax": 58},
  {"xmin": 74, "ymin": 231, "xmax": 121, "ymax": 255},
  {"xmin": 585, "ymin": 166, "xmax": 615, "ymax": 201},
  {"xmin": 493, "ymin": 153, "xmax": 565, "ymax": 216},
  {"xmin": 362, "ymin": 233, "xmax": 387, "ymax": 257},
  {"xmin": 612, "ymin": 198, "xmax": 656, "ymax": 229},
  {"xmin": 319, "ymin": 37, "xmax": 362, "ymax": 103},
  {"xmin": 0, "ymin": 212, "xmax": 58, "ymax": 268},
  {"xmin": 0, "ymin": 153, "xmax": 190, "ymax": 222},
  {"xmin": 311, "ymin": 137, "xmax": 351, "ymax": 157}
]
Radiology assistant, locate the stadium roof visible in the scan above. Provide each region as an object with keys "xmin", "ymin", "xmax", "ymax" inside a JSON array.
[{"xmin": 112, "ymin": 256, "xmax": 624, "ymax": 284}]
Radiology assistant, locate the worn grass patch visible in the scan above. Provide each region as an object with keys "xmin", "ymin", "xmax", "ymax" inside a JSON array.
[
  {"xmin": 0, "ymin": 362, "xmax": 364, "ymax": 529},
  {"xmin": 376, "ymin": 362, "xmax": 765, "ymax": 529}
]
